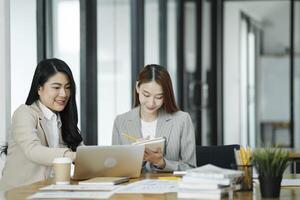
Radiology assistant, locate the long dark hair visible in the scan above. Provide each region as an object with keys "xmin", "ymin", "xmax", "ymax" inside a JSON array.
[
  {"xmin": 0, "ymin": 58, "xmax": 83, "ymax": 155},
  {"xmin": 134, "ymin": 64, "xmax": 179, "ymax": 113},
  {"xmin": 26, "ymin": 58, "xmax": 83, "ymax": 151}
]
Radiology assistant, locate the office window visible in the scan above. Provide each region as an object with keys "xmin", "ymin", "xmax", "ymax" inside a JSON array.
[
  {"xmin": 145, "ymin": 0, "xmax": 159, "ymax": 65},
  {"xmin": 224, "ymin": 1, "xmax": 291, "ymax": 147},
  {"xmin": 97, "ymin": 0, "xmax": 131, "ymax": 145},
  {"xmin": 167, "ymin": 0, "xmax": 178, "ymax": 99},
  {"xmin": 201, "ymin": 0, "xmax": 211, "ymax": 145},
  {"xmin": 52, "ymin": 0, "xmax": 81, "ymax": 126},
  {"xmin": 294, "ymin": 1, "xmax": 300, "ymax": 150}
]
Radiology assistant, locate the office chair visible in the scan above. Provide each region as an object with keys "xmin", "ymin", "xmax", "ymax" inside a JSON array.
[{"xmin": 196, "ymin": 144, "xmax": 240, "ymax": 169}]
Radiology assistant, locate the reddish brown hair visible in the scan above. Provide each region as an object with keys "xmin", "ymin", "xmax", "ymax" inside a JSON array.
[{"xmin": 134, "ymin": 64, "xmax": 179, "ymax": 113}]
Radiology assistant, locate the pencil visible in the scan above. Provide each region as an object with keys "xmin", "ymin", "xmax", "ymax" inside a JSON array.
[{"xmin": 121, "ymin": 133, "xmax": 138, "ymax": 142}]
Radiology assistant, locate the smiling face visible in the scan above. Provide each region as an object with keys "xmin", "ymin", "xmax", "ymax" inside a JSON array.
[
  {"xmin": 136, "ymin": 81, "xmax": 164, "ymax": 120},
  {"xmin": 38, "ymin": 72, "xmax": 71, "ymax": 112}
]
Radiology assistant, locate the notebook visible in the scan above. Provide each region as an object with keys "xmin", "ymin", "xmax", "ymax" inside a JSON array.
[
  {"xmin": 78, "ymin": 177, "xmax": 129, "ymax": 185},
  {"xmin": 72, "ymin": 145, "xmax": 144, "ymax": 180},
  {"xmin": 132, "ymin": 137, "xmax": 166, "ymax": 152}
]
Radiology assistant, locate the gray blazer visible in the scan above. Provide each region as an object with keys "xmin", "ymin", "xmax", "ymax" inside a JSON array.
[
  {"xmin": 112, "ymin": 106, "xmax": 196, "ymax": 172},
  {"xmin": 0, "ymin": 102, "xmax": 72, "ymax": 190}
]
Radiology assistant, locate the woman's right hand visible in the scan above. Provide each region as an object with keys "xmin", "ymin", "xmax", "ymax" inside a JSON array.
[
  {"xmin": 144, "ymin": 147, "xmax": 165, "ymax": 169},
  {"xmin": 64, "ymin": 150, "xmax": 76, "ymax": 162}
]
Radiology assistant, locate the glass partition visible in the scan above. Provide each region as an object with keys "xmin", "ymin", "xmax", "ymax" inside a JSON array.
[
  {"xmin": 97, "ymin": 0, "xmax": 131, "ymax": 145},
  {"xmin": 294, "ymin": 1, "xmax": 300, "ymax": 151},
  {"xmin": 224, "ymin": 1, "xmax": 291, "ymax": 148},
  {"xmin": 145, "ymin": 0, "xmax": 159, "ymax": 64},
  {"xmin": 52, "ymin": 0, "xmax": 81, "ymax": 126}
]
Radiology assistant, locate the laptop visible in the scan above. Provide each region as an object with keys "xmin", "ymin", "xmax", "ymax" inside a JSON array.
[{"xmin": 72, "ymin": 145, "xmax": 145, "ymax": 180}]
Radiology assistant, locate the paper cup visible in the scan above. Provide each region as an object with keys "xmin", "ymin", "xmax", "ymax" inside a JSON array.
[{"xmin": 53, "ymin": 157, "xmax": 72, "ymax": 184}]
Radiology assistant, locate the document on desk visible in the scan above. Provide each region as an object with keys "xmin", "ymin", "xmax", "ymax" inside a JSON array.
[
  {"xmin": 115, "ymin": 179, "xmax": 178, "ymax": 194},
  {"xmin": 281, "ymin": 179, "xmax": 300, "ymax": 186},
  {"xmin": 39, "ymin": 184, "xmax": 121, "ymax": 191},
  {"xmin": 27, "ymin": 191, "xmax": 113, "ymax": 199}
]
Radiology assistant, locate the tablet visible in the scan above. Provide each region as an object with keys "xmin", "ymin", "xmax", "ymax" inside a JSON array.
[{"xmin": 72, "ymin": 145, "xmax": 145, "ymax": 180}]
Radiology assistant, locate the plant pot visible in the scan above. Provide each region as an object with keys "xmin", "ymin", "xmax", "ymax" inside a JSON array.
[{"xmin": 258, "ymin": 175, "xmax": 282, "ymax": 198}]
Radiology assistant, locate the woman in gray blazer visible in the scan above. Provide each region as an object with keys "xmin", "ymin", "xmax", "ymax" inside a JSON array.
[
  {"xmin": 0, "ymin": 58, "xmax": 83, "ymax": 190},
  {"xmin": 112, "ymin": 64, "xmax": 196, "ymax": 172}
]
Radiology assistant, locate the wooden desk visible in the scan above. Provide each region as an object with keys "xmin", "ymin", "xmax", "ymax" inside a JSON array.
[
  {"xmin": 290, "ymin": 152, "xmax": 300, "ymax": 159},
  {"xmin": 4, "ymin": 173, "xmax": 300, "ymax": 200}
]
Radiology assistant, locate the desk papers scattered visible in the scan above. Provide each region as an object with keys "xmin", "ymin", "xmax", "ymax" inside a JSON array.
[
  {"xmin": 115, "ymin": 179, "xmax": 178, "ymax": 194},
  {"xmin": 29, "ymin": 184, "xmax": 120, "ymax": 199},
  {"xmin": 39, "ymin": 184, "xmax": 120, "ymax": 191},
  {"xmin": 281, "ymin": 179, "xmax": 300, "ymax": 186},
  {"xmin": 27, "ymin": 191, "xmax": 113, "ymax": 199}
]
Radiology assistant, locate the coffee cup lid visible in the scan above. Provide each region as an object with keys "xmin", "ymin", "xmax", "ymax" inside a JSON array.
[{"xmin": 53, "ymin": 157, "xmax": 72, "ymax": 164}]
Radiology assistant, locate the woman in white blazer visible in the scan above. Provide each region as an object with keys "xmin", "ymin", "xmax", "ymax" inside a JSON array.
[
  {"xmin": 0, "ymin": 58, "xmax": 83, "ymax": 190},
  {"xmin": 112, "ymin": 64, "xmax": 196, "ymax": 172}
]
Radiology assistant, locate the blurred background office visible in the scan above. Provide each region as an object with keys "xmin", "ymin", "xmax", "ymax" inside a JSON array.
[{"xmin": 1, "ymin": 0, "xmax": 300, "ymax": 170}]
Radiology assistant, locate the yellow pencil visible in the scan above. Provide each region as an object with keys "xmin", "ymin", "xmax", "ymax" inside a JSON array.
[
  {"xmin": 122, "ymin": 133, "xmax": 138, "ymax": 142},
  {"xmin": 240, "ymin": 147, "xmax": 247, "ymax": 165},
  {"xmin": 158, "ymin": 177, "xmax": 181, "ymax": 181}
]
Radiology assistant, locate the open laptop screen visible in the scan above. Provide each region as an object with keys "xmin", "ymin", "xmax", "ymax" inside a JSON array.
[{"xmin": 72, "ymin": 145, "xmax": 145, "ymax": 180}]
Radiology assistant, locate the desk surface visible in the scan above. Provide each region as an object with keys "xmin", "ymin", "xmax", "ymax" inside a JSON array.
[
  {"xmin": 4, "ymin": 173, "xmax": 300, "ymax": 200},
  {"xmin": 290, "ymin": 152, "xmax": 300, "ymax": 159}
]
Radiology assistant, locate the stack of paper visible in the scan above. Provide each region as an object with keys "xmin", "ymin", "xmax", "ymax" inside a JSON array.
[
  {"xmin": 177, "ymin": 164, "xmax": 243, "ymax": 199},
  {"xmin": 132, "ymin": 137, "xmax": 165, "ymax": 152},
  {"xmin": 115, "ymin": 179, "xmax": 178, "ymax": 194}
]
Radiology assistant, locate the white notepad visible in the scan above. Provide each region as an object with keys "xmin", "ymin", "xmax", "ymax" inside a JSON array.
[{"xmin": 132, "ymin": 137, "xmax": 165, "ymax": 152}]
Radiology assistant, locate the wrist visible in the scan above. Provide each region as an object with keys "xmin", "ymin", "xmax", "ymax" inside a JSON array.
[
  {"xmin": 63, "ymin": 149, "xmax": 76, "ymax": 162},
  {"xmin": 156, "ymin": 158, "xmax": 166, "ymax": 169}
]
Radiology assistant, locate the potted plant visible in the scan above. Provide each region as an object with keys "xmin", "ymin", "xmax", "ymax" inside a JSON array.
[{"xmin": 252, "ymin": 148, "xmax": 290, "ymax": 198}]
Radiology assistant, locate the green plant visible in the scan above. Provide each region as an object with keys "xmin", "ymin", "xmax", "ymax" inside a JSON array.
[{"xmin": 252, "ymin": 148, "xmax": 290, "ymax": 177}]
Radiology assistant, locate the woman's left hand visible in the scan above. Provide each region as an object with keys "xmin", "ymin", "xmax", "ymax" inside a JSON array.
[{"xmin": 144, "ymin": 147, "xmax": 165, "ymax": 169}]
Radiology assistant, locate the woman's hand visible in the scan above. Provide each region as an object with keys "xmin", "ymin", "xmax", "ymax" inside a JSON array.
[
  {"xmin": 64, "ymin": 150, "xmax": 76, "ymax": 162},
  {"xmin": 144, "ymin": 147, "xmax": 165, "ymax": 169}
]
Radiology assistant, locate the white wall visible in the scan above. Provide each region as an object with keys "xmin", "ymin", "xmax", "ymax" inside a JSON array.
[
  {"xmin": 10, "ymin": 0, "xmax": 37, "ymax": 115},
  {"xmin": 0, "ymin": 0, "xmax": 11, "ymax": 175}
]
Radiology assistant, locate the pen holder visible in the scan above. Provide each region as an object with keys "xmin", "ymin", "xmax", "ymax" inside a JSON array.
[{"xmin": 237, "ymin": 165, "xmax": 253, "ymax": 191}]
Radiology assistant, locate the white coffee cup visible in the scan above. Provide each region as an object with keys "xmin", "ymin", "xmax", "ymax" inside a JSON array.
[{"xmin": 53, "ymin": 157, "xmax": 72, "ymax": 184}]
